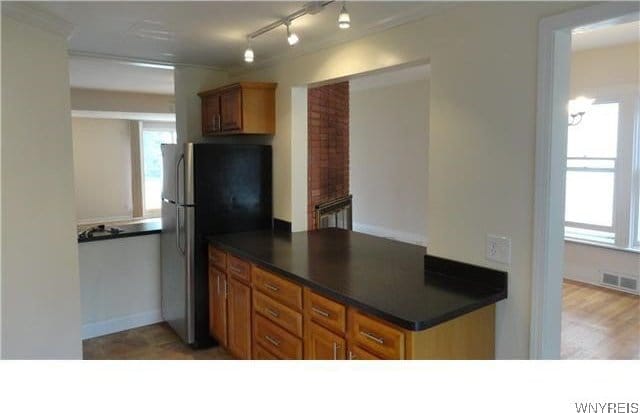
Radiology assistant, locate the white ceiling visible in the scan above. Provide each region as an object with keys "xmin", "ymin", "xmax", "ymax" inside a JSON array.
[
  {"xmin": 35, "ymin": 1, "xmax": 452, "ymax": 69},
  {"xmin": 572, "ymin": 20, "xmax": 640, "ymax": 51},
  {"xmin": 69, "ymin": 57, "xmax": 174, "ymax": 94}
]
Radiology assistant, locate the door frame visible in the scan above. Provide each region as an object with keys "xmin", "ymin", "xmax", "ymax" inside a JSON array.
[{"xmin": 530, "ymin": 2, "xmax": 640, "ymax": 359}]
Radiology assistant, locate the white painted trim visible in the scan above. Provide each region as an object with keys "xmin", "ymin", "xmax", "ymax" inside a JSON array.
[
  {"xmin": 531, "ymin": 2, "xmax": 640, "ymax": 360},
  {"xmin": 71, "ymin": 110, "xmax": 176, "ymax": 122},
  {"xmin": 1, "ymin": 2, "xmax": 74, "ymax": 38},
  {"xmin": 291, "ymin": 87, "xmax": 309, "ymax": 232},
  {"xmin": 81, "ymin": 310, "xmax": 163, "ymax": 340},
  {"xmin": 353, "ymin": 222, "xmax": 427, "ymax": 247}
]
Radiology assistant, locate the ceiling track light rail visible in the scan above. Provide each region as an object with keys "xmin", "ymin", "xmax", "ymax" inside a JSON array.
[{"xmin": 243, "ymin": 1, "xmax": 351, "ymax": 63}]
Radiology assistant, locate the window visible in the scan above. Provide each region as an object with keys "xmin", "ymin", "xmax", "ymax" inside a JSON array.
[
  {"xmin": 564, "ymin": 92, "xmax": 640, "ymax": 249},
  {"xmin": 140, "ymin": 123, "xmax": 177, "ymax": 216}
]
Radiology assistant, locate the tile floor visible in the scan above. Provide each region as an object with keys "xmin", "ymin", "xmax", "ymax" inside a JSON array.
[{"xmin": 82, "ymin": 322, "xmax": 233, "ymax": 360}]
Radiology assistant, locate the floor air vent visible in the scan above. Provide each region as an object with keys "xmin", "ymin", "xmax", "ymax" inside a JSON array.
[{"xmin": 601, "ymin": 271, "xmax": 639, "ymax": 293}]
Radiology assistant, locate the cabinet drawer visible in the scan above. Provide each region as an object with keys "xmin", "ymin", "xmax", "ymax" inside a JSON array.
[
  {"xmin": 253, "ymin": 344, "xmax": 279, "ymax": 360},
  {"xmin": 348, "ymin": 310, "xmax": 405, "ymax": 360},
  {"xmin": 254, "ymin": 315, "xmax": 303, "ymax": 360},
  {"xmin": 304, "ymin": 289, "xmax": 346, "ymax": 334},
  {"xmin": 208, "ymin": 246, "xmax": 227, "ymax": 271},
  {"xmin": 227, "ymin": 254, "xmax": 251, "ymax": 284},
  {"xmin": 254, "ymin": 291, "xmax": 303, "ymax": 337},
  {"xmin": 347, "ymin": 344, "xmax": 381, "ymax": 360},
  {"xmin": 252, "ymin": 266, "xmax": 302, "ymax": 311}
]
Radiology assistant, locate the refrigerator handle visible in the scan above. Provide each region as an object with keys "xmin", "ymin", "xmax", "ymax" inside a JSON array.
[{"xmin": 176, "ymin": 155, "xmax": 186, "ymax": 255}]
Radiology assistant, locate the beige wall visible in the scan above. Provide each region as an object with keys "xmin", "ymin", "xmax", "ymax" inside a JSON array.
[
  {"xmin": 72, "ymin": 117, "xmax": 134, "ymax": 223},
  {"xmin": 350, "ymin": 76, "xmax": 429, "ymax": 246},
  {"xmin": 79, "ymin": 234, "xmax": 161, "ymax": 338},
  {"xmin": 70, "ymin": 88, "xmax": 175, "ymax": 114},
  {"xmin": 565, "ymin": 42, "xmax": 640, "ymax": 289},
  {"xmin": 231, "ymin": 2, "xmax": 585, "ymax": 358},
  {"xmin": 1, "ymin": 16, "xmax": 82, "ymax": 358},
  {"xmin": 571, "ymin": 42, "xmax": 640, "ymax": 94}
]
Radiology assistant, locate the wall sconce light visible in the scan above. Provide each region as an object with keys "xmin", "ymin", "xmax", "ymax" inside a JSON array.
[{"xmin": 568, "ymin": 96, "xmax": 594, "ymax": 126}]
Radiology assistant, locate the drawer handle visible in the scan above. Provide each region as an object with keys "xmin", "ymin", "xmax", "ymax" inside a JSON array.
[
  {"xmin": 348, "ymin": 351, "xmax": 356, "ymax": 360},
  {"xmin": 266, "ymin": 308, "xmax": 280, "ymax": 318},
  {"xmin": 360, "ymin": 330, "xmax": 384, "ymax": 345},
  {"xmin": 264, "ymin": 282, "xmax": 279, "ymax": 292},
  {"xmin": 230, "ymin": 264, "xmax": 243, "ymax": 273},
  {"xmin": 264, "ymin": 335, "xmax": 280, "ymax": 347},
  {"xmin": 311, "ymin": 307, "xmax": 330, "ymax": 318}
]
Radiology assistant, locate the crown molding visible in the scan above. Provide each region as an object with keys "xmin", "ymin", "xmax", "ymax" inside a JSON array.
[
  {"xmin": 68, "ymin": 51, "xmax": 226, "ymax": 72},
  {"xmin": 1, "ymin": 2, "xmax": 74, "ymax": 39}
]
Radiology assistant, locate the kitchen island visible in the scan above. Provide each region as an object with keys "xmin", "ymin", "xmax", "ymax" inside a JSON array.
[{"xmin": 208, "ymin": 228, "xmax": 507, "ymax": 360}]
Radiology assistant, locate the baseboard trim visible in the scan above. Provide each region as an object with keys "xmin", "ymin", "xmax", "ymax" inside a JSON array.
[
  {"xmin": 352, "ymin": 222, "xmax": 427, "ymax": 246},
  {"xmin": 82, "ymin": 310, "xmax": 163, "ymax": 340}
]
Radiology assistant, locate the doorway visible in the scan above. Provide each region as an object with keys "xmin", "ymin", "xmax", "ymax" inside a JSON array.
[{"xmin": 531, "ymin": 2, "xmax": 640, "ymax": 359}]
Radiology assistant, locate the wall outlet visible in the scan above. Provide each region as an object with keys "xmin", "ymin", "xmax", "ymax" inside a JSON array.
[{"xmin": 486, "ymin": 234, "xmax": 511, "ymax": 265}]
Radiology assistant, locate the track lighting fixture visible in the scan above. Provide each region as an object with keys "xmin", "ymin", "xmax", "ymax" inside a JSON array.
[
  {"xmin": 338, "ymin": 2, "xmax": 350, "ymax": 29},
  {"xmin": 244, "ymin": 38, "xmax": 254, "ymax": 63},
  {"xmin": 286, "ymin": 22, "xmax": 299, "ymax": 46},
  {"xmin": 242, "ymin": 1, "xmax": 353, "ymax": 62}
]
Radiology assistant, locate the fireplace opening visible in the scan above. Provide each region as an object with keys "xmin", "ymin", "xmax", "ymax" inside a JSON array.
[{"xmin": 315, "ymin": 195, "xmax": 352, "ymax": 230}]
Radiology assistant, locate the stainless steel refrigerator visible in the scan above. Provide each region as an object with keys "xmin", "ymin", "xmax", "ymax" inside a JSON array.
[{"xmin": 161, "ymin": 143, "xmax": 272, "ymax": 347}]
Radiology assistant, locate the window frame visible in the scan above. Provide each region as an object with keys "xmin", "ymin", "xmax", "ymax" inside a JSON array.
[
  {"xmin": 139, "ymin": 121, "xmax": 177, "ymax": 218},
  {"xmin": 564, "ymin": 87, "xmax": 640, "ymax": 251}
]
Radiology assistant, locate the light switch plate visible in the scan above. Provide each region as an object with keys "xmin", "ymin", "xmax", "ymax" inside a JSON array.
[{"xmin": 486, "ymin": 234, "xmax": 511, "ymax": 265}]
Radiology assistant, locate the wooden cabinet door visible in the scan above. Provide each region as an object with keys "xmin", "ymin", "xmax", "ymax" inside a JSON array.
[
  {"xmin": 306, "ymin": 323, "xmax": 346, "ymax": 360},
  {"xmin": 220, "ymin": 86, "xmax": 242, "ymax": 132},
  {"xmin": 202, "ymin": 94, "xmax": 220, "ymax": 135},
  {"xmin": 209, "ymin": 267, "xmax": 227, "ymax": 346},
  {"xmin": 227, "ymin": 278, "xmax": 252, "ymax": 359}
]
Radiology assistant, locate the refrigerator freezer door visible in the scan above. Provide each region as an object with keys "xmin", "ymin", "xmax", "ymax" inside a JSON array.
[
  {"xmin": 161, "ymin": 143, "xmax": 180, "ymax": 203},
  {"xmin": 161, "ymin": 199, "xmax": 194, "ymax": 344}
]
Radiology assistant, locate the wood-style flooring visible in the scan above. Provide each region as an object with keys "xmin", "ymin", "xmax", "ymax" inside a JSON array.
[
  {"xmin": 562, "ymin": 280, "xmax": 639, "ymax": 360},
  {"xmin": 82, "ymin": 322, "xmax": 233, "ymax": 360}
]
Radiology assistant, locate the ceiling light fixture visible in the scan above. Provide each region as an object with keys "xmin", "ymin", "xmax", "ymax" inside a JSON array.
[
  {"xmin": 242, "ymin": 1, "xmax": 345, "ymax": 62},
  {"xmin": 338, "ymin": 1, "xmax": 351, "ymax": 29},
  {"xmin": 244, "ymin": 38, "xmax": 254, "ymax": 63},
  {"xmin": 568, "ymin": 96, "xmax": 595, "ymax": 126},
  {"xmin": 286, "ymin": 22, "xmax": 299, "ymax": 46}
]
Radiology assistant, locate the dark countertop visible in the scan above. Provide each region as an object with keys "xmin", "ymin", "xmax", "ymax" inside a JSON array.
[
  {"xmin": 77, "ymin": 219, "xmax": 162, "ymax": 243},
  {"xmin": 208, "ymin": 229, "xmax": 507, "ymax": 331}
]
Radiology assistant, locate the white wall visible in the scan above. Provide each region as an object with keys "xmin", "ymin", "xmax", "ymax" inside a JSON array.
[
  {"xmin": 78, "ymin": 235, "xmax": 161, "ymax": 339},
  {"xmin": 350, "ymin": 70, "xmax": 429, "ymax": 246},
  {"xmin": 72, "ymin": 118, "xmax": 133, "ymax": 223},
  {"xmin": 1, "ymin": 16, "xmax": 82, "ymax": 359},
  {"xmin": 565, "ymin": 42, "xmax": 640, "ymax": 288},
  {"xmin": 70, "ymin": 88, "xmax": 175, "ymax": 114},
  {"xmin": 232, "ymin": 1, "xmax": 585, "ymax": 359}
]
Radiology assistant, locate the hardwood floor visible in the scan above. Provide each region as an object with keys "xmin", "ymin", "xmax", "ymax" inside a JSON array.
[
  {"xmin": 82, "ymin": 322, "xmax": 234, "ymax": 360},
  {"xmin": 562, "ymin": 280, "xmax": 639, "ymax": 360}
]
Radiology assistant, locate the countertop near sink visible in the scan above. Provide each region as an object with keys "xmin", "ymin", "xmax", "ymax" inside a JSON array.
[
  {"xmin": 208, "ymin": 228, "xmax": 507, "ymax": 331},
  {"xmin": 77, "ymin": 219, "xmax": 162, "ymax": 243}
]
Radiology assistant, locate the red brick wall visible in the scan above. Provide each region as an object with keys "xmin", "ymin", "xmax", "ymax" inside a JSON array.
[{"xmin": 307, "ymin": 81, "xmax": 349, "ymax": 229}]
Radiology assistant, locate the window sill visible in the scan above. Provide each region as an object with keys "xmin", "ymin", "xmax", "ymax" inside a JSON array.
[{"xmin": 565, "ymin": 238, "xmax": 640, "ymax": 254}]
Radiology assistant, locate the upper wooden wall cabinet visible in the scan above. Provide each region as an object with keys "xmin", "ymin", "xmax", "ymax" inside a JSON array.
[{"xmin": 198, "ymin": 82, "xmax": 277, "ymax": 136}]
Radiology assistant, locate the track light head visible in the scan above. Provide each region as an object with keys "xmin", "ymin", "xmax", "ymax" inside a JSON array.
[
  {"xmin": 338, "ymin": 2, "xmax": 350, "ymax": 29},
  {"xmin": 286, "ymin": 22, "xmax": 299, "ymax": 46}
]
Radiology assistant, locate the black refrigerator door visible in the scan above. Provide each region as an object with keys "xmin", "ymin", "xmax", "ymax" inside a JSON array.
[{"xmin": 191, "ymin": 144, "xmax": 272, "ymax": 347}]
